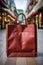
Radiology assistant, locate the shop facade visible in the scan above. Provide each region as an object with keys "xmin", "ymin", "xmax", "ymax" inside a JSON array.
[{"xmin": 0, "ymin": 0, "xmax": 17, "ymax": 29}]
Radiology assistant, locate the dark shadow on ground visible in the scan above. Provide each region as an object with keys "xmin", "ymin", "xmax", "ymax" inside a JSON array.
[{"xmin": 37, "ymin": 52, "xmax": 43, "ymax": 57}]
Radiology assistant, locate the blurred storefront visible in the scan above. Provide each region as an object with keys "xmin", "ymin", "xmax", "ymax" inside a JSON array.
[
  {"xmin": 0, "ymin": 0, "xmax": 17, "ymax": 29},
  {"xmin": 25, "ymin": 0, "xmax": 43, "ymax": 29},
  {"xmin": 36, "ymin": 8, "xmax": 43, "ymax": 29}
]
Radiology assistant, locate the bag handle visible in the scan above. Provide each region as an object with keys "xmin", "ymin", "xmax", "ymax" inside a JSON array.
[{"xmin": 16, "ymin": 13, "xmax": 26, "ymax": 24}]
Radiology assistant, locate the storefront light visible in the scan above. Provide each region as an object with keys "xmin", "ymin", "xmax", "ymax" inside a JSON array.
[
  {"xmin": 40, "ymin": 13, "xmax": 42, "ymax": 17},
  {"xmin": 8, "ymin": 15, "xmax": 15, "ymax": 21},
  {"xmin": 0, "ymin": 16, "xmax": 1, "ymax": 20},
  {"xmin": 13, "ymin": 18, "xmax": 15, "ymax": 21},
  {"xmin": 36, "ymin": 15, "xmax": 38, "ymax": 17},
  {"xmin": 2, "ymin": 13, "xmax": 4, "ymax": 16},
  {"xmin": 8, "ymin": 15, "xmax": 10, "ymax": 17},
  {"xmin": 39, "ymin": 13, "xmax": 42, "ymax": 25},
  {"xmin": 10, "ymin": 16, "xmax": 15, "ymax": 21},
  {"xmin": 5, "ymin": 17, "xmax": 7, "ymax": 21}
]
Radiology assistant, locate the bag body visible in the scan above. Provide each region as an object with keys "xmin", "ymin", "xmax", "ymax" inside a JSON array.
[{"xmin": 6, "ymin": 24, "xmax": 37, "ymax": 57}]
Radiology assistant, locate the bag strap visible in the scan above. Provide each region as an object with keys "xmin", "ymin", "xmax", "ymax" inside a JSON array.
[{"xmin": 16, "ymin": 13, "xmax": 26, "ymax": 24}]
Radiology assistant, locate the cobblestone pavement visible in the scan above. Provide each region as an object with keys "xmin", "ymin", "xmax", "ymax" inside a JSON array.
[{"xmin": 0, "ymin": 29, "xmax": 43, "ymax": 65}]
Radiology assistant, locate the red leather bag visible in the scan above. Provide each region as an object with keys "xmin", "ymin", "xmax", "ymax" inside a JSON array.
[{"xmin": 6, "ymin": 24, "xmax": 37, "ymax": 57}]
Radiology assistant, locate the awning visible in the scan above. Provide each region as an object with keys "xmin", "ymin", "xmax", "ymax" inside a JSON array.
[
  {"xmin": 29, "ymin": 10, "xmax": 38, "ymax": 17},
  {"xmin": 0, "ymin": 7, "xmax": 16, "ymax": 19},
  {"xmin": 26, "ymin": 0, "xmax": 43, "ymax": 18}
]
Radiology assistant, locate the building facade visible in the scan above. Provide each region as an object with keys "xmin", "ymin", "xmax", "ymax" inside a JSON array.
[
  {"xmin": 25, "ymin": 0, "xmax": 43, "ymax": 28},
  {"xmin": 0, "ymin": 0, "xmax": 17, "ymax": 29}
]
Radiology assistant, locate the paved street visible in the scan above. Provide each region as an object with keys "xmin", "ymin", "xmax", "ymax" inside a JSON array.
[{"xmin": 0, "ymin": 29, "xmax": 43, "ymax": 65}]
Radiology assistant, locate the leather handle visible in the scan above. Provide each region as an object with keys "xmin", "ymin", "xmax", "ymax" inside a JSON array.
[{"xmin": 16, "ymin": 13, "xmax": 26, "ymax": 24}]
